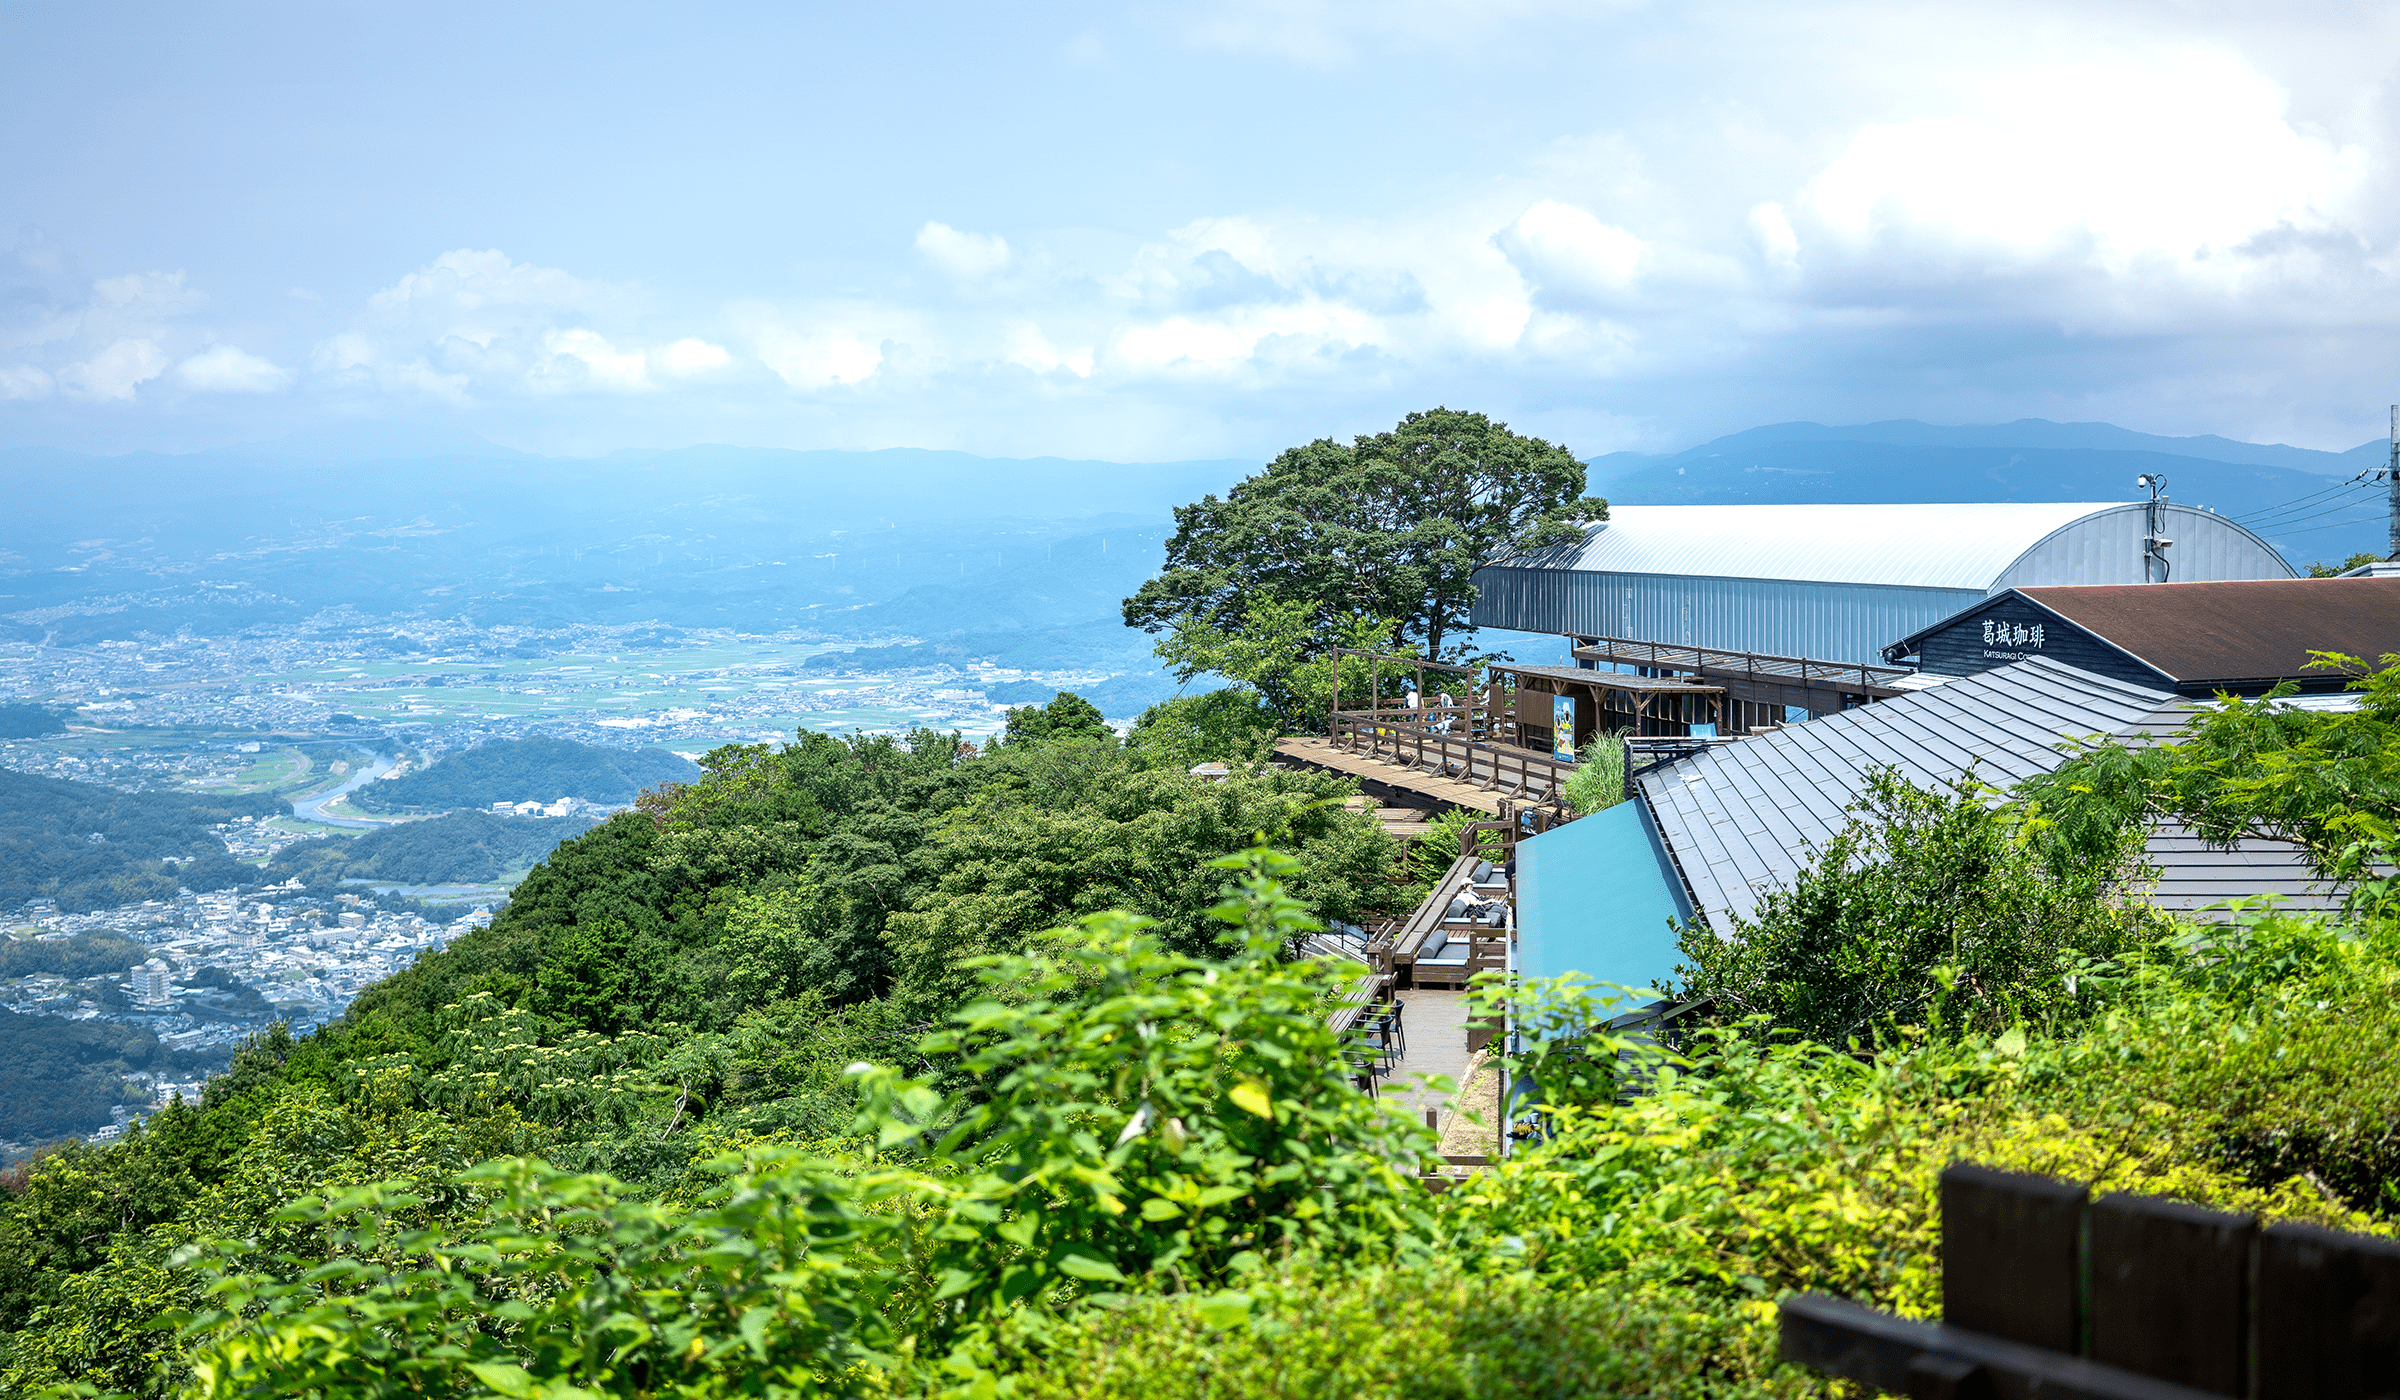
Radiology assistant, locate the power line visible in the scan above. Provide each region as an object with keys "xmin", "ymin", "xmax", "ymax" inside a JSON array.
[
  {"xmin": 2256, "ymin": 510, "xmax": 2390, "ymax": 540},
  {"xmin": 2244, "ymin": 482, "xmax": 2381, "ymax": 526},
  {"xmin": 2252, "ymin": 488, "xmax": 2386, "ymax": 527},
  {"xmin": 2255, "ymin": 498, "xmax": 2386, "ymax": 535},
  {"xmin": 2234, "ymin": 470, "xmax": 2379, "ymax": 526}
]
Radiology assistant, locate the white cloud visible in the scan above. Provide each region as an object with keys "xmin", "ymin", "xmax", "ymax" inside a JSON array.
[
  {"xmin": 751, "ymin": 324, "xmax": 883, "ymax": 388},
  {"xmin": 1005, "ymin": 323, "xmax": 1093, "ymax": 377},
  {"xmin": 1802, "ymin": 46, "xmax": 2367, "ymax": 280},
  {"xmin": 13, "ymin": 8, "xmax": 2400, "ymax": 458},
  {"xmin": 528, "ymin": 330, "xmax": 730, "ymax": 392},
  {"xmin": 540, "ymin": 328, "xmax": 653, "ymax": 392},
  {"xmin": 91, "ymin": 271, "xmax": 205, "ymax": 316},
  {"xmin": 58, "ymin": 338, "xmax": 168, "ymax": 401},
  {"xmin": 0, "ymin": 366, "xmax": 54, "ymax": 400},
  {"xmin": 175, "ymin": 344, "xmax": 289, "ymax": 393},
  {"xmin": 1495, "ymin": 201, "xmax": 1648, "ymax": 305},
  {"xmin": 1748, "ymin": 203, "xmax": 1799, "ymax": 269},
  {"xmin": 325, "ymin": 249, "xmax": 734, "ymax": 399},
  {"xmin": 915, "ymin": 222, "xmax": 1012, "ymax": 279},
  {"xmin": 0, "ymin": 257, "xmax": 211, "ymax": 403},
  {"xmin": 367, "ymin": 248, "xmax": 597, "ymax": 316},
  {"xmin": 657, "ymin": 337, "xmax": 732, "ymax": 377},
  {"xmin": 316, "ymin": 331, "xmax": 472, "ymax": 404}
]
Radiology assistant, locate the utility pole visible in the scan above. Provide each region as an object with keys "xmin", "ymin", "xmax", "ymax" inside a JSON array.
[
  {"xmin": 2136, "ymin": 473, "xmax": 2172, "ymax": 583},
  {"xmin": 2388, "ymin": 404, "xmax": 2398, "ymax": 562}
]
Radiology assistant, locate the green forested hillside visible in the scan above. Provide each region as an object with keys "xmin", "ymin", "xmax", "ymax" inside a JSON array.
[
  {"xmin": 262, "ymin": 811, "xmax": 597, "ymax": 888},
  {"xmin": 0, "ymin": 772, "xmax": 280, "ymax": 912},
  {"xmin": 0, "ymin": 1010, "xmax": 160, "ymax": 1146},
  {"xmin": 0, "ymin": 659, "xmax": 2394, "ymax": 1400},
  {"xmin": 354, "ymin": 737, "xmax": 699, "ymax": 813},
  {"xmin": 0, "ymin": 932, "xmax": 148, "ymax": 982},
  {"xmin": 0, "ymin": 707, "xmax": 66, "ymax": 740}
]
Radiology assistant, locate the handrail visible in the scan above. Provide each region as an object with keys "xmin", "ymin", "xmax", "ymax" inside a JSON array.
[
  {"xmin": 1568, "ymin": 632, "xmax": 1913, "ymax": 691},
  {"xmin": 1326, "ymin": 710, "xmax": 1574, "ymax": 808}
]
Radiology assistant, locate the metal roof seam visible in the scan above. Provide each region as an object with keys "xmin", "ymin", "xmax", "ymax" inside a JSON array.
[{"xmin": 1633, "ymin": 786, "xmax": 1710, "ymax": 932}]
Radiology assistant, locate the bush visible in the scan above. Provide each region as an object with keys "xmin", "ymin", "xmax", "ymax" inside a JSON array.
[
  {"xmin": 997, "ymin": 691, "xmax": 1114, "ymax": 747},
  {"xmin": 1125, "ymin": 688, "xmax": 1281, "ymax": 770},
  {"xmin": 1405, "ymin": 808, "xmax": 1502, "ymax": 886},
  {"xmin": 996, "ymin": 1264, "xmax": 1808, "ymax": 1400},
  {"xmin": 1561, "ymin": 734, "xmax": 1626, "ymax": 816},
  {"xmin": 137, "ymin": 854, "xmax": 1445, "ymax": 1398},
  {"xmin": 1672, "ymin": 769, "xmax": 2157, "ymax": 1044},
  {"xmin": 1451, "ymin": 952, "xmax": 2397, "ymax": 1337}
]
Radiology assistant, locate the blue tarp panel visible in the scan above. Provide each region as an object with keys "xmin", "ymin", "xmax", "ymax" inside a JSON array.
[{"xmin": 1516, "ymin": 798, "xmax": 1694, "ymax": 996}]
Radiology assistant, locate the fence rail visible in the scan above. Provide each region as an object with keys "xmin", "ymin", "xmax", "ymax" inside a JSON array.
[
  {"xmin": 1327, "ymin": 707, "xmax": 1575, "ymax": 805},
  {"xmin": 1568, "ymin": 632, "xmax": 1916, "ymax": 692},
  {"xmin": 1781, "ymin": 1163, "xmax": 2400, "ymax": 1400}
]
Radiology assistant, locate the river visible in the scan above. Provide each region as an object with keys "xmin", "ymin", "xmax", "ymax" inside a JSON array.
[{"xmin": 288, "ymin": 749, "xmax": 398, "ymax": 830}]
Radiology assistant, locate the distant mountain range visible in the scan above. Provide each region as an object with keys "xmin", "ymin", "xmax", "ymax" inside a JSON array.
[
  {"xmin": 1, "ymin": 419, "xmax": 2386, "ymax": 669},
  {"xmin": 1591, "ymin": 419, "xmax": 2391, "ymax": 568},
  {"xmin": 0, "ymin": 436, "xmax": 1240, "ymax": 674}
]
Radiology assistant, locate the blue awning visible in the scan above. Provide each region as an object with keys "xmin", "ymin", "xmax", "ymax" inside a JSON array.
[{"xmin": 1516, "ymin": 797, "xmax": 1694, "ymax": 997}]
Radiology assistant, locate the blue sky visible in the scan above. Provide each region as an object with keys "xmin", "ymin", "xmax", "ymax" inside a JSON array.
[{"xmin": 4, "ymin": 1, "xmax": 2397, "ymax": 461}]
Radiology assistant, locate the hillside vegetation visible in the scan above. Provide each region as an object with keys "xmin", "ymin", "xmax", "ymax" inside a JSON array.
[
  {"xmin": 0, "ymin": 656, "xmax": 2390, "ymax": 1398},
  {"xmin": 353, "ymin": 737, "xmax": 699, "ymax": 813},
  {"xmin": 0, "ymin": 772, "xmax": 281, "ymax": 912},
  {"xmin": 0, "ymin": 707, "xmax": 66, "ymax": 740},
  {"xmin": 0, "ymin": 1010, "xmax": 165, "ymax": 1147},
  {"xmin": 262, "ymin": 811, "xmax": 597, "ymax": 889},
  {"xmin": 0, "ymin": 399, "xmax": 2390, "ymax": 1396}
]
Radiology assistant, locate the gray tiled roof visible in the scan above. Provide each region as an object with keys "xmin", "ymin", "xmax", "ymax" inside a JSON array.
[{"xmin": 1637, "ymin": 656, "xmax": 2340, "ymax": 931}]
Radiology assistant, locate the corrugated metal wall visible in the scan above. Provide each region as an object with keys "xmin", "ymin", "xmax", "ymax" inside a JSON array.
[
  {"xmin": 1470, "ymin": 567, "xmax": 1984, "ymax": 664},
  {"xmin": 1473, "ymin": 501, "xmax": 2295, "ymax": 665}
]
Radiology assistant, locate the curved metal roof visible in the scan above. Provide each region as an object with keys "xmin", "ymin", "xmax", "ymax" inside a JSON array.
[{"xmin": 1532, "ymin": 503, "xmax": 2127, "ymax": 590}]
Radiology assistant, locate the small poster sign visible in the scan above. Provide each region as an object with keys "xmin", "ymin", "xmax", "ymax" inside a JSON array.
[{"xmin": 1553, "ymin": 694, "xmax": 1576, "ymax": 761}]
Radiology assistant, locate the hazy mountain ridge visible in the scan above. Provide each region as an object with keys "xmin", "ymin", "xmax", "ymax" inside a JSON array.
[
  {"xmin": 4, "ymin": 420, "xmax": 2386, "ymax": 656},
  {"xmin": 1591, "ymin": 421, "xmax": 2392, "ymax": 566},
  {"xmin": 1611, "ymin": 418, "xmax": 2381, "ymax": 474}
]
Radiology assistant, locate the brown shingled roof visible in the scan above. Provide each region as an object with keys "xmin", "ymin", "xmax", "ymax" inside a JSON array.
[{"xmin": 2017, "ymin": 576, "xmax": 2400, "ymax": 685}]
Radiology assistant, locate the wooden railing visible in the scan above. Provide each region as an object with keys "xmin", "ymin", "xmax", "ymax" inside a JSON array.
[
  {"xmin": 1569, "ymin": 633, "xmax": 1915, "ymax": 697},
  {"xmin": 1782, "ymin": 1163, "xmax": 2400, "ymax": 1399},
  {"xmin": 1328, "ymin": 706, "xmax": 1575, "ymax": 803}
]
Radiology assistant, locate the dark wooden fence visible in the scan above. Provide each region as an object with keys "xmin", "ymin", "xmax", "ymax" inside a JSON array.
[{"xmin": 1781, "ymin": 1163, "xmax": 2400, "ymax": 1399}]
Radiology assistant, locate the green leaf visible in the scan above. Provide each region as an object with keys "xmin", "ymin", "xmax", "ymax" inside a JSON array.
[
  {"xmin": 738, "ymin": 1304, "xmax": 775, "ymax": 1358},
  {"xmin": 466, "ymin": 1362, "xmax": 537, "ymax": 1397},
  {"xmin": 932, "ymin": 1268, "xmax": 980, "ymax": 1301},
  {"xmin": 1194, "ymin": 1291, "xmax": 1253, "ymax": 1329},
  {"xmin": 1228, "ymin": 1080, "xmax": 1275, "ymax": 1119},
  {"xmin": 1054, "ymin": 1249, "xmax": 1127, "ymax": 1283}
]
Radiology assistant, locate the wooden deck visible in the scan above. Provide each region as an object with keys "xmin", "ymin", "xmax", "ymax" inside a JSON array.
[{"xmin": 1275, "ymin": 737, "xmax": 1512, "ymax": 814}]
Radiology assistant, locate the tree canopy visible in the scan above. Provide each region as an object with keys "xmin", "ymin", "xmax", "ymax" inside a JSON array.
[
  {"xmin": 0, "ymin": 771, "xmax": 280, "ymax": 911},
  {"xmin": 1122, "ymin": 408, "xmax": 1602, "ymax": 671}
]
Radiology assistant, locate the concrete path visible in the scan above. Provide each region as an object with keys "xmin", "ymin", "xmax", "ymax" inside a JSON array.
[{"xmin": 1383, "ymin": 988, "xmax": 1475, "ymax": 1131}]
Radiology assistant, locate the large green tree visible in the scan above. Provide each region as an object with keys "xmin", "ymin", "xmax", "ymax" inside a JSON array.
[{"xmin": 1122, "ymin": 408, "xmax": 1602, "ymax": 668}]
